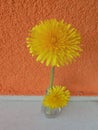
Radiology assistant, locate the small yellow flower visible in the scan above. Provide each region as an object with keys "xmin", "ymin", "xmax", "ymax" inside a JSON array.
[
  {"xmin": 26, "ymin": 19, "xmax": 82, "ymax": 67},
  {"xmin": 42, "ymin": 86, "xmax": 70, "ymax": 109}
]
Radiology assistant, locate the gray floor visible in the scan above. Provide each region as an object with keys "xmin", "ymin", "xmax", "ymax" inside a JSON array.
[{"xmin": 0, "ymin": 100, "xmax": 98, "ymax": 130}]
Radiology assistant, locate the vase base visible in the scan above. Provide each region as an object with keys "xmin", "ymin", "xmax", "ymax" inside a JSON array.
[{"xmin": 42, "ymin": 106, "xmax": 62, "ymax": 118}]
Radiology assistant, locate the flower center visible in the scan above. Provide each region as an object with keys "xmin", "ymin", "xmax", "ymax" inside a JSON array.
[
  {"xmin": 51, "ymin": 36, "xmax": 57, "ymax": 44},
  {"xmin": 50, "ymin": 36, "xmax": 58, "ymax": 49}
]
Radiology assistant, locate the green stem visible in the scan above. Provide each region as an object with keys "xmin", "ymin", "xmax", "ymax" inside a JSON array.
[{"xmin": 49, "ymin": 66, "xmax": 55, "ymax": 89}]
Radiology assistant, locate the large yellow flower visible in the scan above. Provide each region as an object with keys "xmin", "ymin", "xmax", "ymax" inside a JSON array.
[
  {"xmin": 42, "ymin": 86, "xmax": 70, "ymax": 109},
  {"xmin": 26, "ymin": 19, "xmax": 82, "ymax": 67}
]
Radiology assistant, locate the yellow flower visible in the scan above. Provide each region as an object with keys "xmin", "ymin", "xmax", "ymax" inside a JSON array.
[
  {"xmin": 42, "ymin": 86, "xmax": 70, "ymax": 109},
  {"xmin": 26, "ymin": 19, "xmax": 82, "ymax": 67}
]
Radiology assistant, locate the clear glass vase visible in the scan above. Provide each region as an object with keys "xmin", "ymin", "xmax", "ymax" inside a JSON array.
[{"xmin": 42, "ymin": 106, "xmax": 62, "ymax": 118}]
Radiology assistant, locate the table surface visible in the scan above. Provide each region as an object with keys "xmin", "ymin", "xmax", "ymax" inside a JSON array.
[{"xmin": 0, "ymin": 100, "xmax": 98, "ymax": 130}]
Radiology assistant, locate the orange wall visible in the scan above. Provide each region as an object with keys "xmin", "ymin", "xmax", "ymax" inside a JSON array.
[{"xmin": 0, "ymin": 0, "xmax": 98, "ymax": 95}]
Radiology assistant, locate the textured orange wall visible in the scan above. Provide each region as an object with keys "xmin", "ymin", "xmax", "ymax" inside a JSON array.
[{"xmin": 0, "ymin": 0, "xmax": 98, "ymax": 95}]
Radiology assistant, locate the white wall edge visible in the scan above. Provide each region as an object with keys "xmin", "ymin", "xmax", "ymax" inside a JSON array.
[{"xmin": 0, "ymin": 96, "xmax": 98, "ymax": 101}]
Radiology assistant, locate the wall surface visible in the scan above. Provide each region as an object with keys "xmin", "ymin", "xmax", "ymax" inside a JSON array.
[{"xmin": 0, "ymin": 0, "xmax": 98, "ymax": 95}]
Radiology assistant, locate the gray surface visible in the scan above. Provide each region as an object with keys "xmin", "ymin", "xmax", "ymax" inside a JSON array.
[{"xmin": 0, "ymin": 101, "xmax": 98, "ymax": 130}]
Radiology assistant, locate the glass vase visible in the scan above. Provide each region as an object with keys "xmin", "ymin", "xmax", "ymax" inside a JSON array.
[{"xmin": 42, "ymin": 106, "xmax": 62, "ymax": 118}]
